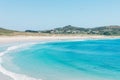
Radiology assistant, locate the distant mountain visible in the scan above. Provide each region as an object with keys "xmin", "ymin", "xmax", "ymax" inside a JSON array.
[{"xmin": 40, "ymin": 25, "xmax": 120, "ymax": 35}]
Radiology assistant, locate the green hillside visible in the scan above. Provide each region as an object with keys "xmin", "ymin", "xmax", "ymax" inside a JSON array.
[
  {"xmin": 40, "ymin": 25, "xmax": 120, "ymax": 35},
  {"xmin": 0, "ymin": 28, "xmax": 18, "ymax": 35},
  {"xmin": 0, "ymin": 28, "xmax": 49, "ymax": 36}
]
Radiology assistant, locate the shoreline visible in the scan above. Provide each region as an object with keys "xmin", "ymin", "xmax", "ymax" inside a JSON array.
[
  {"xmin": 0, "ymin": 35, "xmax": 120, "ymax": 44},
  {"xmin": 0, "ymin": 35, "xmax": 120, "ymax": 80},
  {"xmin": 0, "ymin": 43, "xmax": 42, "ymax": 80},
  {"xmin": 0, "ymin": 72, "xmax": 13, "ymax": 80}
]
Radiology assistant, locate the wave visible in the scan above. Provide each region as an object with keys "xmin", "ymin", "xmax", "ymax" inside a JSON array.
[{"xmin": 0, "ymin": 43, "xmax": 42, "ymax": 80}]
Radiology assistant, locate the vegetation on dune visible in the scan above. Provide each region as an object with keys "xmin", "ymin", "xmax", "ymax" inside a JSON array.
[
  {"xmin": 0, "ymin": 28, "xmax": 18, "ymax": 35},
  {"xmin": 0, "ymin": 28, "xmax": 51, "ymax": 36}
]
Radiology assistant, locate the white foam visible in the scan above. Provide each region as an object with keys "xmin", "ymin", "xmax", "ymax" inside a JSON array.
[{"xmin": 0, "ymin": 43, "xmax": 42, "ymax": 80}]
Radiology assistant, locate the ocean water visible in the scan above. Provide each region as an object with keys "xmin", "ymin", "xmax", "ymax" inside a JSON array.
[{"xmin": 1, "ymin": 39, "xmax": 120, "ymax": 80}]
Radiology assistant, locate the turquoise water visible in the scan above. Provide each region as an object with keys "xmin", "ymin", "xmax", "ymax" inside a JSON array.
[{"xmin": 1, "ymin": 39, "xmax": 120, "ymax": 80}]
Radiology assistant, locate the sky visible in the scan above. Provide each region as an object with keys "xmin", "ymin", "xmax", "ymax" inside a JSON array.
[{"xmin": 0, "ymin": 0, "xmax": 120, "ymax": 30}]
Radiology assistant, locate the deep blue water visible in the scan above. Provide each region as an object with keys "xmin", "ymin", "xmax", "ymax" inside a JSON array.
[{"xmin": 1, "ymin": 39, "xmax": 120, "ymax": 80}]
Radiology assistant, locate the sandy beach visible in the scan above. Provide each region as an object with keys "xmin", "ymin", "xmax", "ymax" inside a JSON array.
[
  {"xmin": 0, "ymin": 35, "xmax": 120, "ymax": 80},
  {"xmin": 0, "ymin": 72, "xmax": 13, "ymax": 80},
  {"xmin": 0, "ymin": 35, "xmax": 120, "ymax": 44}
]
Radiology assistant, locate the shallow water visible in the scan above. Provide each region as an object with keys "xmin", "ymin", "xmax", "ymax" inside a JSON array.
[{"xmin": 1, "ymin": 39, "xmax": 120, "ymax": 80}]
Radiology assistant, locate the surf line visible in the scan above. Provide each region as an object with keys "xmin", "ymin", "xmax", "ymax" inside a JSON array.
[{"xmin": 0, "ymin": 43, "xmax": 42, "ymax": 80}]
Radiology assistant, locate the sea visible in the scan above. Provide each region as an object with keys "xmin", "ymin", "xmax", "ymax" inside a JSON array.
[{"xmin": 0, "ymin": 39, "xmax": 120, "ymax": 80}]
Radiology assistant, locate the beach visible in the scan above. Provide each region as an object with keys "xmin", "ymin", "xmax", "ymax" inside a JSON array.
[
  {"xmin": 0, "ymin": 35, "xmax": 120, "ymax": 80},
  {"xmin": 0, "ymin": 35, "xmax": 120, "ymax": 44},
  {"xmin": 0, "ymin": 72, "xmax": 13, "ymax": 80}
]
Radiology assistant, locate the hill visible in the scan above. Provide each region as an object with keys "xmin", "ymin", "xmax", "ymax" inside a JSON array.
[
  {"xmin": 0, "ymin": 28, "xmax": 18, "ymax": 35},
  {"xmin": 0, "ymin": 28, "xmax": 49, "ymax": 36},
  {"xmin": 40, "ymin": 25, "xmax": 120, "ymax": 35},
  {"xmin": 1, "ymin": 25, "xmax": 120, "ymax": 36}
]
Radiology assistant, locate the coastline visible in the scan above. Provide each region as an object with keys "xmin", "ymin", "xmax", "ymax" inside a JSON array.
[
  {"xmin": 0, "ymin": 35, "xmax": 120, "ymax": 80},
  {"xmin": 0, "ymin": 35, "xmax": 120, "ymax": 44},
  {"xmin": 0, "ymin": 72, "xmax": 13, "ymax": 80}
]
